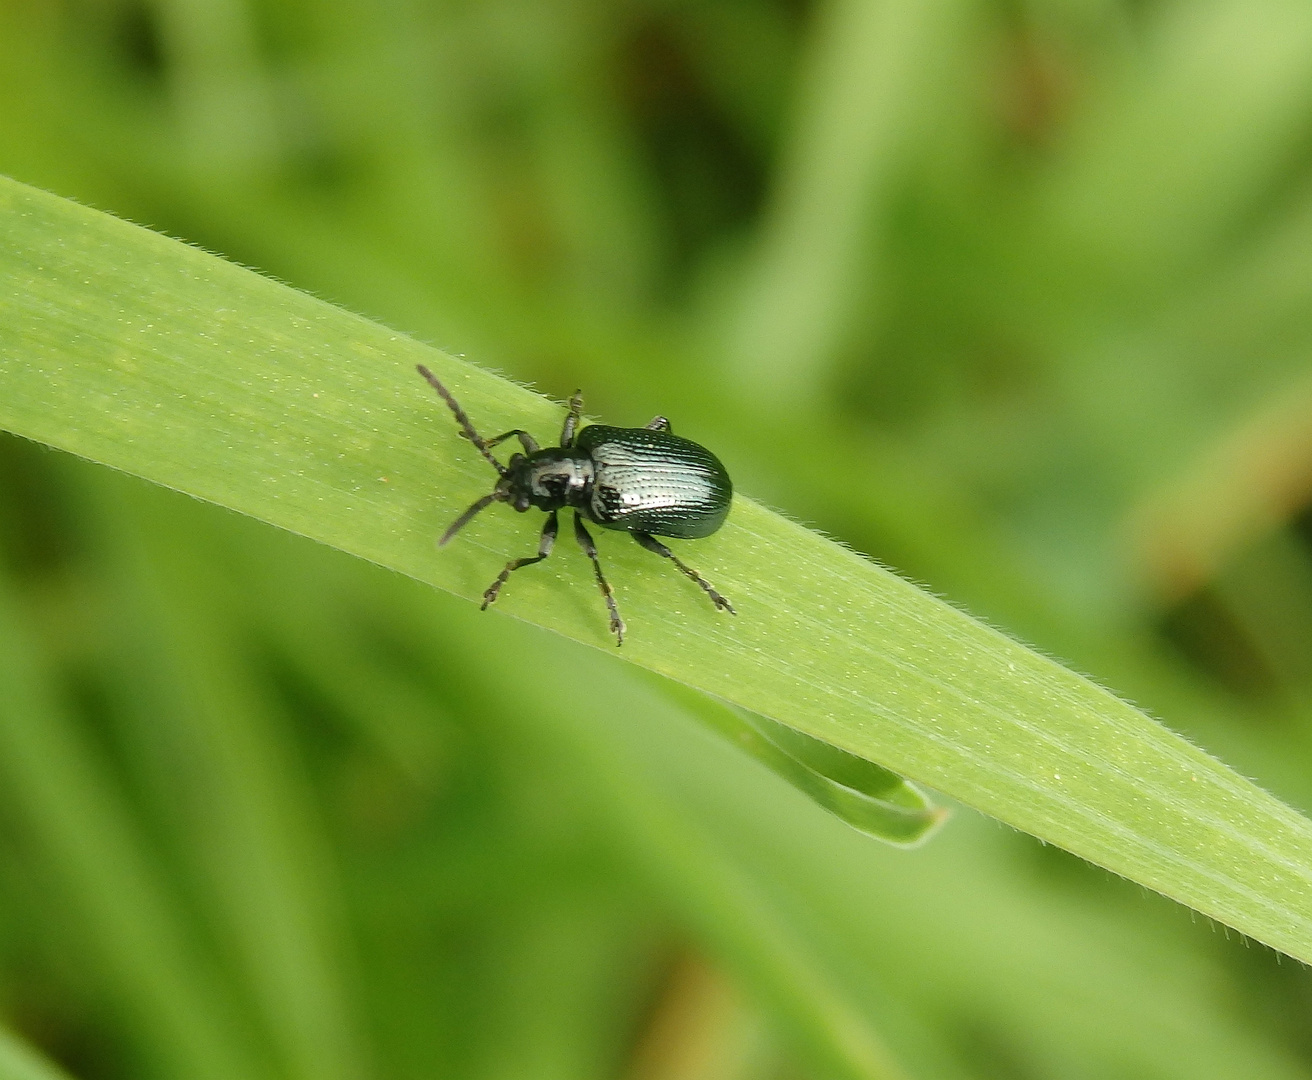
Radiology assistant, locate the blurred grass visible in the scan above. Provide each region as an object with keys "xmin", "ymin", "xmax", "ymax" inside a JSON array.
[
  {"xmin": 0, "ymin": 1028, "xmax": 77, "ymax": 1080},
  {"xmin": 7, "ymin": 0, "xmax": 1312, "ymax": 1078}
]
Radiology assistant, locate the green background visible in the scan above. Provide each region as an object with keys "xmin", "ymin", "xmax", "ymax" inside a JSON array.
[{"xmin": 5, "ymin": 0, "xmax": 1312, "ymax": 1078}]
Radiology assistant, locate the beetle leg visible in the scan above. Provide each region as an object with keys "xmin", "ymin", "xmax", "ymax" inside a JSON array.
[
  {"xmin": 484, "ymin": 429, "xmax": 540, "ymax": 454},
  {"xmin": 632, "ymin": 532, "xmax": 735, "ymax": 615},
  {"xmin": 644, "ymin": 416, "xmax": 671, "ymax": 432},
  {"xmin": 481, "ymin": 512, "xmax": 558, "ymax": 609},
  {"xmin": 573, "ymin": 513, "xmax": 626, "ymax": 645},
  {"xmin": 560, "ymin": 390, "xmax": 584, "ymax": 447}
]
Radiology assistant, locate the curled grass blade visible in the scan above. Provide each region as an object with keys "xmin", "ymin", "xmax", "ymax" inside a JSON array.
[{"xmin": 656, "ymin": 678, "xmax": 947, "ymax": 846}]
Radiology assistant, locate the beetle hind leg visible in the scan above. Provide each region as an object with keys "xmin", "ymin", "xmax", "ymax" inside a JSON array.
[
  {"xmin": 573, "ymin": 513, "xmax": 626, "ymax": 645},
  {"xmin": 482, "ymin": 512, "xmax": 558, "ymax": 609},
  {"xmin": 632, "ymin": 532, "xmax": 735, "ymax": 615}
]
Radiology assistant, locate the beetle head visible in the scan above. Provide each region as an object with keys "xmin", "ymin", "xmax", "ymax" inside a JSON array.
[{"xmin": 495, "ymin": 454, "xmax": 534, "ymax": 512}]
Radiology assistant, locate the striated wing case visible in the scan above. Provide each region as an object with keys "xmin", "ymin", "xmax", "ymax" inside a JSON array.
[{"xmin": 576, "ymin": 425, "xmax": 732, "ymax": 538}]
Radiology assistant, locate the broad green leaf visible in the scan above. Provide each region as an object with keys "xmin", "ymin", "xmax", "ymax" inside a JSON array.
[{"xmin": 5, "ymin": 175, "xmax": 1312, "ymax": 963}]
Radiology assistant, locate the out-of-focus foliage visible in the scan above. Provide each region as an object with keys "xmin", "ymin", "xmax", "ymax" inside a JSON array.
[{"xmin": 4, "ymin": 0, "xmax": 1312, "ymax": 1078}]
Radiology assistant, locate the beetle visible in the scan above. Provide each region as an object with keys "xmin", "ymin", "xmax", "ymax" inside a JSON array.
[{"xmin": 417, "ymin": 364, "xmax": 734, "ymax": 644}]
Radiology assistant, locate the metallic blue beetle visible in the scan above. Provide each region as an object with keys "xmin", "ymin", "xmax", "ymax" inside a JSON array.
[{"xmin": 418, "ymin": 365, "xmax": 734, "ymax": 644}]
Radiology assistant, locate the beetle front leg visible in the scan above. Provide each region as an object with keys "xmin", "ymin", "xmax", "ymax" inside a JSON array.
[
  {"xmin": 484, "ymin": 429, "xmax": 540, "ymax": 454},
  {"xmin": 573, "ymin": 513, "xmax": 626, "ymax": 644},
  {"xmin": 632, "ymin": 532, "xmax": 735, "ymax": 615},
  {"xmin": 482, "ymin": 511, "xmax": 558, "ymax": 609},
  {"xmin": 560, "ymin": 390, "xmax": 584, "ymax": 447}
]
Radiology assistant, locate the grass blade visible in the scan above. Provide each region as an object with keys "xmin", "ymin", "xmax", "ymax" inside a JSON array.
[{"xmin": 5, "ymin": 175, "xmax": 1312, "ymax": 962}]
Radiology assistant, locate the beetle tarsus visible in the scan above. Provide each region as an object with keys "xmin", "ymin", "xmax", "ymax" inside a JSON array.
[
  {"xmin": 481, "ymin": 511, "xmax": 558, "ymax": 608},
  {"xmin": 574, "ymin": 513, "xmax": 625, "ymax": 645},
  {"xmin": 632, "ymin": 531, "xmax": 734, "ymax": 615}
]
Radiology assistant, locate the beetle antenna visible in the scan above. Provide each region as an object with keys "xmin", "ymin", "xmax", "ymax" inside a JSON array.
[
  {"xmin": 417, "ymin": 365, "xmax": 507, "ymax": 476},
  {"xmin": 440, "ymin": 491, "xmax": 505, "ymax": 546}
]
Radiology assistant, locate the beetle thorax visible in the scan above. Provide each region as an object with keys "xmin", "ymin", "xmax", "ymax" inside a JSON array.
[{"xmin": 498, "ymin": 448, "xmax": 594, "ymax": 512}]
